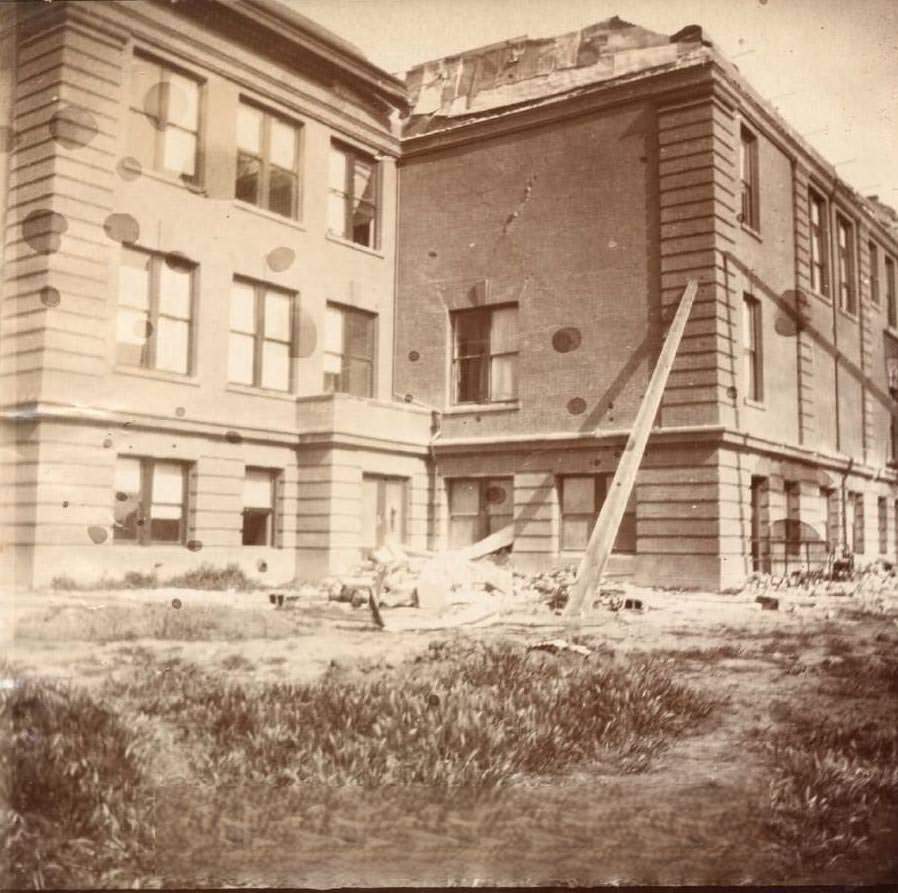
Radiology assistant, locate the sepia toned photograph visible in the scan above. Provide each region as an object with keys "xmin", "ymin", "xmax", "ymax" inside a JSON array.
[{"xmin": 1, "ymin": 0, "xmax": 897, "ymax": 887}]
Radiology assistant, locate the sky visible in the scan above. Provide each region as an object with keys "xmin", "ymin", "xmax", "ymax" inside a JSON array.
[{"xmin": 287, "ymin": 0, "xmax": 898, "ymax": 208}]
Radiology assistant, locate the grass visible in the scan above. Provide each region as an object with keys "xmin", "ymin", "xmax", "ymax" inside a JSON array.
[{"xmin": 50, "ymin": 562, "xmax": 257, "ymax": 592}]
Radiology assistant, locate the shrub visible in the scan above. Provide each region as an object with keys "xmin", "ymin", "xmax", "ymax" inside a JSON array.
[
  {"xmin": 50, "ymin": 575, "xmax": 80, "ymax": 591},
  {"xmin": 165, "ymin": 562, "xmax": 255, "ymax": 591}
]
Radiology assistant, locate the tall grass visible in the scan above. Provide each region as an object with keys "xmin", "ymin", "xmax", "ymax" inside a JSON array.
[{"xmin": 50, "ymin": 562, "xmax": 256, "ymax": 592}]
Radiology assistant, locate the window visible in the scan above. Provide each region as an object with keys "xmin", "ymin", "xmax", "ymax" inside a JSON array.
[
  {"xmin": 113, "ymin": 457, "xmax": 188, "ymax": 544},
  {"xmin": 836, "ymin": 214, "xmax": 856, "ymax": 314},
  {"xmin": 559, "ymin": 475, "xmax": 637, "ymax": 553},
  {"xmin": 847, "ymin": 491, "xmax": 864, "ymax": 554},
  {"xmin": 887, "ymin": 256, "xmax": 897, "ymax": 328},
  {"xmin": 328, "ymin": 142, "xmax": 378, "ymax": 248},
  {"xmin": 869, "ymin": 241, "xmax": 880, "ymax": 306},
  {"xmin": 128, "ymin": 53, "xmax": 201, "ymax": 182},
  {"xmin": 452, "ymin": 305, "xmax": 518, "ymax": 404},
  {"xmin": 243, "ymin": 468, "xmax": 278, "ymax": 546},
  {"xmin": 323, "ymin": 303, "xmax": 376, "ymax": 397},
  {"xmin": 784, "ymin": 481, "xmax": 800, "ymax": 556},
  {"xmin": 228, "ymin": 280, "xmax": 294, "ymax": 392},
  {"xmin": 235, "ymin": 101, "xmax": 301, "ymax": 219},
  {"xmin": 808, "ymin": 189, "xmax": 829, "ymax": 297},
  {"xmin": 878, "ymin": 496, "xmax": 888, "ymax": 554},
  {"xmin": 448, "ymin": 478, "xmax": 513, "ymax": 548},
  {"xmin": 739, "ymin": 126, "xmax": 759, "ymax": 231},
  {"xmin": 116, "ymin": 248, "xmax": 194, "ymax": 375},
  {"xmin": 742, "ymin": 294, "xmax": 763, "ymax": 402}
]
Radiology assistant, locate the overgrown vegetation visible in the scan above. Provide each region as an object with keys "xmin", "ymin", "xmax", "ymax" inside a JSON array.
[{"xmin": 50, "ymin": 562, "xmax": 257, "ymax": 593}]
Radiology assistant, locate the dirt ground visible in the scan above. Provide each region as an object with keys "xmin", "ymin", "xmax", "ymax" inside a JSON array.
[{"xmin": 5, "ymin": 580, "xmax": 898, "ymax": 887}]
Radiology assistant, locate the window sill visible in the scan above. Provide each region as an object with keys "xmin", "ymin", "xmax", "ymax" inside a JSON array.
[
  {"xmin": 135, "ymin": 166, "xmax": 206, "ymax": 196},
  {"xmin": 226, "ymin": 383, "xmax": 295, "ymax": 402},
  {"xmin": 743, "ymin": 397, "xmax": 767, "ymax": 411},
  {"xmin": 740, "ymin": 222, "xmax": 763, "ymax": 243},
  {"xmin": 114, "ymin": 365, "xmax": 201, "ymax": 387},
  {"xmin": 325, "ymin": 232, "xmax": 384, "ymax": 258},
  {"xmin": 444, "ymin": 401, "xmax": 521, "ymax": 416},
  {"xmin": 837, "ymin": 305, "xmax": 859, "ymax": 322},
  {"xmin": 807, "ymin": 288, "xmax": 832, "ymax": 305},
  {"xmin": 232, "ymin": 200, "xmax": 306, "ymax": 231}
]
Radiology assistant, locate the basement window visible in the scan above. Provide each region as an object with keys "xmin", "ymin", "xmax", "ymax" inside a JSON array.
[
  {"xmin": 808, "ymin": 188, "xmax": 829, "ymax": 297},
  {"xmin": 836, "ymin": 213, "xmax": 856, "ymax": 315},
  {"xmin": 328, "ymin": 142, "xmax": 378, "ymax": 248},
  {"xmin": 242, "ymin": 467, "xmax": 278, "ymax": 546},
  {"xmin": 739, "ymin": 126, "xmax": 759, "ymax": 232},
  {"xmin": 113, "ymin": 457, "xmax": 188, "ymax": 545},
  {"xmin": 452, "ymin": 304, "xmax": 518, "ymax": 405},
  {"xmin": 559, "ymin": 475, "xmax": 636, "ymax": 553},
  {"xmin": 323, "ymin": 303, "xmax": 376, "ymax": 397},
  {"xmin": 448, "ymin": 477, "xmax": 513, "ymax": 549}
]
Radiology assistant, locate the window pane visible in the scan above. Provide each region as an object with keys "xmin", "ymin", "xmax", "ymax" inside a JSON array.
[
  {"xmin": 166, "ymin": 72, "xmax": 199, "ymax": 130},
  {"xmin": 346, "ymin": 310, "xmax": 374, "ymax": 358},
  {"xmin": 230, "ymin": 282, "xmax": 256, "ymax": 333},
  {"xmin": 490, "ymin": 355, "xmax": 517, "ymax": 400},
  {"xmin": 152, "ymin": 462, "xmax": 184, "ymax": 504},
  {"xmin": 485, "ymin": 478, "xmax": 512, "ymax": 516},
  {"xmin": 347, "ymin": 358, "xmax": 372, "ymax": 397},
  {"xmin": 150, "ymin": 518, "xmax": 181, "ymax": 542},
  {"xmin": 115, "ymin": 457, "xmax": 142, "ymax": 494},
  {"xmin": 329, "ymin": 147, "xmax": 348, "ymax": 192},
  {"xmin": 456, "ymin": 356, "xmax": 486, "ymax": 402},
  {"xmin": 228, "ymin": 332, "xmax": 255, "ymax": 384},
  {"xmin": 327, "ymin": 192, "xmax": 347, "ymax": 237},
  {"xmin": 155, "ymin": 317, "xmax": 189, "ymax": 374},
  {"xmin": 130, "ymin": 57, "xmax": 160, "ymax": 111},
  {"xmin": 270, "ymin": 119, "xmax": 296, "ymax": 169},
  {"xmin": 237, "ymin": 103, "xmax": 263, "ymax": 154},
  {"xmin": 268, "ymin": 167, "xmax": 296, "ymax": 218},
  {"xmin": 127, "ymin": 111, "xmax": 157, "ymax": 171},
  {"xmin": 236, "ymin": 153, "xmax": 261, "ymax": 205},
  {"xmin": 351, "ymin": 200, "xmax": 375, "ymax": 246},
  {"xmin": 325, "ymin": 305, "xmax": 344, "ymax": 353},
  {"xmin": 152, "ymin": 503, "xmax": 183, "ymax": 520},
  {"xmin": 158, "ymin": 262, "xmax": 192, "ymax": 318},
  {"xmin": 563, "ymin": 477, "xmax": 596, "ymax": 514},
  {"xmin": 455, "ymin": 310, "xmax": 489, "ymax": 357},
  {"xmin": 243, "ymin": 469, "xmax": 274, "ymax": 508},
  {"xmin": 449, "ymin": 479, "xmax": 480, "ymax": 515},
  {"xmin": 491, "ymin": 306, "xmax": 518, "ymax": 354},
  {"xmin": 162, "ymin": 126, "xmax": 196, "ymax": 177},
  {"xmin": 323, "ymin": 352, "xmax": 342, "ymax": 375},
  {"xmin": 450, "ymin": 517, "xmax": 481, "ymax": 549},
  {"xmin": 562, "ymin": 517, "xmax": 592, "ymax": 551},
  {"xmin": 119, "ymin": 252, "xmax": 151, "ymax": 310},
  {"xmin": 261, "ymin": 340, "xmax": 290, "ymax": 391},
  {"xmin": 116, "ymin": 307, "xmax": 150, "ymax": 347},
  {"xmin": 353, "ymin": 159, "xmax": 375, "ymax": 204},
  {"xmin": 265, "ymin": 291, "xmax": 291, "ymax": 341},
  {"xmin": 242, "ymin": 510, "xmax": 271, "ymax": 546}
]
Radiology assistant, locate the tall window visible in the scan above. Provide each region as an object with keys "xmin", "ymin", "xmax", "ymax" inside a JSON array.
[
  {"xmin": 452, "ymin": 305, "xmax": 518, "ymax": 404},
  {"xmin": 808, "ymin": 189, "xmax": 829, "ymax": 297},
  {"xmin": 235, "ymin": 101, "xmax": 301, "ymax": 219},
  {"xmin": 128, "ymin": 53, "xmax": 201, "ymax": 182},
  {"xmin": 116, "ymin": 248, "xmax": 194, "ymax": 375},
  {"xmin": 784, "ymin": 481, "xmax": 800, "ymax": 556},
  {"xmin": 836, "ymin": 214, "xmax": 856, "ymax": 315},
  {"xmin": 887, "ymin": 256, "xmax": 897, "ymax": 328},
  {"xmin": 739, "ymin": 126, "xmax": 759, "ymax": 231},
  {"xmin": 559, "ymin": 475, "xmax": 636, "ymax": 553},
  {"xmin": 228, "ymin": 280, "xmax": 294, "ymax": 392},
  {"xmin": 328, "ymin": 142, "xmax": 378, "ymax": 247},
  {"xmin": 243, "ymin": 468, "xmax": 278, "ymax": 546},
  {"xmin": 448, "ymin": 478, "xmax": 513, "ymax": 548},
  {"xmin": 878, "ymin": 496, "xmax": 888, "ymax": 554},
  {"xmin": 742, "ymin": 294, "xmax": 763, "ymax": 402},
  {"xmin": 848, "ymin": 491, "xmax": 864, "ymax": 554},
  {"xmin": 869, "ymin": 241, "xmax": 880, "ymax": 306},
  {"xmin": 324, "ymin": 303, "xmax": 376, "ymax": 397},
  {"xmin": 113, "ymin": 457, "xmax": 188, "ymax": 544}
]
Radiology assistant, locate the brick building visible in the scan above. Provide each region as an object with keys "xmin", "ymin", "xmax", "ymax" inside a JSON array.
[
  {"xmin": 394, "ymin": 17, "xmax": 898, "ymax": 589},
  {"xmin": 0, "ymin": 0, "xmax": 433, "ymax": 588}
]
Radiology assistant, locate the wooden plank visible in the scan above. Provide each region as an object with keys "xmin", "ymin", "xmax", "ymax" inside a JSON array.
[{"xmin": 564, "ymin": 280, "xmax": 699, "ymax": 620}]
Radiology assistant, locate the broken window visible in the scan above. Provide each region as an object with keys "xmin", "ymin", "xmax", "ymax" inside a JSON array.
[
  {"xmin": 739, "ymin": 126, "xmax": 759, "ymax": 231},
  {"xmin": 128, "ymin": 53, "xmax": 201, "ymax": 182},
  {"xmin": 452, "ymin": 304, "xmax": 518, "ymax": 404},
  {"xmin": 235, "ymin": 101, "xmax": 302, "ymax": 219},
  {"xmin": 808, "ymin": 188, "xmax": 829, "ymax": 297},
  {"xmin": 242, "ymin": 467, "xmax": 278, "ymax": 546},
  {"xmin": 742, "ymin": 294, "xmax": 763, "ymax": 402},
  {"xmin": 448, "ymin": 477, "xmax": 513, "ymax": 548},
  {"xmin": 836, "ymin": 213, "xmax": 856, "ymax": 315},
  {"xmin": 887, "ymin": 256, "xmax": 897, "ymax": 328},
  {"xmin": 559, "ymin": 475, "xmax": 636, "ymax": 553},
  {"xmin": 323, "ymin": 303, "xmax": 376, "ymax": 397},
  {"xmin": 228, "ymin": 279, "xmax": 294, "ymax": 392},
  {"xmin": 113, "ymin": 457, "xmax": 188, "ymax": 544},
  {"xmin": 116, "ymin": 248, "xmax": 194, "ymax": 375},
  {"xmin": 328, "ymin": 142, "xmax": 378, "ymax": 248}
]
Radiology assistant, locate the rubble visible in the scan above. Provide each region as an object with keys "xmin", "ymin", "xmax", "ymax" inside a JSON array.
[{"xmin": 528, "ymin": 639, "xmax": 591, "ymax": 657}]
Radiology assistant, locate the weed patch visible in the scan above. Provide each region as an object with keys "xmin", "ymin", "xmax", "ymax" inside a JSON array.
[{"xmin": 49, "ymin": 562, "xmax": 257, "ymax": 592}]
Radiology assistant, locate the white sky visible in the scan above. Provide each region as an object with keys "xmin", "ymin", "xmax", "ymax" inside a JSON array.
[{"xmin": 288, "ymin": 0, "xmax": 898, "ymax": 208}]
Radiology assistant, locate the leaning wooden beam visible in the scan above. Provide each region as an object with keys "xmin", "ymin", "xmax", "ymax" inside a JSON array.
[{"xmin": 564, "ymin": 279, "xmax": 699, "ymax": 620}]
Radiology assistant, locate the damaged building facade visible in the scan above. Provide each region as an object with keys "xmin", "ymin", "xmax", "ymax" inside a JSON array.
[
  {"xmin": 394, "ymin": 17, "xmax": 898, "ymax": 589},
  {"xmin": 2, "ymin": 5, "xmax": 898, "ymax": 591}
]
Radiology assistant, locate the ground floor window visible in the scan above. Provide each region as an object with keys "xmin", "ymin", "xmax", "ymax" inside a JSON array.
[
  {"xmin": 559, "ymin": 475, "xmax": 636, "ymax": 553},
  {"xmin": 448, "ymin": 477, "xmax": 513, "ymax": 549},
  {"xmin": 847, "ymin": 491, "xmax": 864, "ymax": 554},
  {"xmin": 242, "ymin": 467, "xmax": 279, "ymax": 546},
  {"xmin": 878, "ymin": 496, "xmax": 888, "ymax": 554},
  {"xmin": 113, "ymin": 457, "xmax": 188, "ymax": 544},
  {"xmin": 361, "ymin": 475, "xmax": 408, "ymax": 550}
]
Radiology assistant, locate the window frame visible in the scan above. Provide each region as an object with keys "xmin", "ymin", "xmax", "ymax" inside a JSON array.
[
  {"xmin": 235, "ymin": 99, "xmax": 303, "ymax": 220},
  {"xmin": 878, "ymin": 495, "xmax": 888, "ymax": 555},
  {"xmin": 869, "ymin": 241, "xmax": 880, "ymax": 307},
  {"xmin": 228, "ymin": 278, "xmax": 296, "ymax": 393},
  {"xmin": 835, "ymin": 212, "xmax": 857, "ymax": 315},
  {"xmin": 742, "ymin": 293, "xmax": 763, "ymax": 403},
  {"xmin": 558, "ymin": 474, "xmax": 637, "ymax": 554},
  {"xmin": 447, "ymin": 477, "xmax": 514, "ymax": 548},
  {"xmin": 451, "ymin": 303, "xmax": 519, "ymax": 406},
  {"xmin": 116, "ymin": 247, "xmax": 196, "ymax": 376},
  {"xmin": 808, "ymin": 188, "xmax": 830, "ymax": 298},
  {"xmin": 323, "ymin": 302, "xmax": 377, "ymax": 398},
  {"xmin": 328, "ymin": 141, "xmax": 379, "ymax": 249},
  {"xmin": 886, "ymin": 255, "xmax": 897, "ymax": 329},
  {"xmin": 242, "ymin": 466, "xmax": 280, "ymax": 548},
  {"xmin": 739, "ymin": 125, "xmax": 760, "ymax": 232},
  {"xmin": 112, "ymin": 457, "xmax": 189, "ymax": 546}
]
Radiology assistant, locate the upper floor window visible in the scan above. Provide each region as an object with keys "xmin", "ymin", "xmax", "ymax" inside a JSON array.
[
  {"xmin": 742, "ymin": 294, "xmax": 763, "ymax": 402},
  {"xmin": 836, "ymin": 213, "xmax": 856, "ymax": 315},
  {"xmin": 324, "ymin": 303, "xmax": 376, "ymax": 397},
  {"xmin": 808, "ymin": 188, "xmax": 829, "ymax": 297},
  {"xmin": 113, "ymin": 456, "xmax": 188, "ymax": 545},
  {"xmin": 236, "ymin": 101, "xmax": 302, "ymax": 219},
  {"xmin": 116, "ymin": 248, "xmax": 194, "ymax": 375},
  {"xmin": 328, "ymin": 142, "xmax": 378, "ymax": 248},
  {"xmin": 228, "ymin": 279, "xmax": 294, "ymax": 392},
  {"xmin": 739, "ymin": 126, "xmax": 759, "ymax": 231},
  {"xmin": 129, "ymin": 54, "xmax": 201, "ymax": 182},
  {"xmin": 887, "ymin": 256, "xmax": 897, "ymax": 329},
  {"xmin": 452, "ymin": 304, "xmax": 518, "ymax": 405},
  {"xmin": 869, "ymin": 241, "xmax": 880, "ymax": 306}
]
